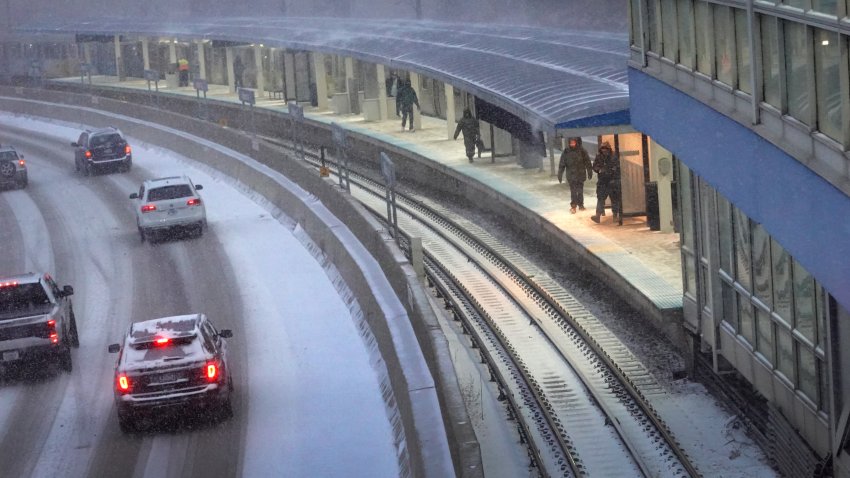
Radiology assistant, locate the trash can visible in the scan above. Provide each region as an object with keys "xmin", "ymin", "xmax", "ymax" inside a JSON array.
[{"xmin": 645, "ymin": 181, "xmax": 660, "ymax": 231}]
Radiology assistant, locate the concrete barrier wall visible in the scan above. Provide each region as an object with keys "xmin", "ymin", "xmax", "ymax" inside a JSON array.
[{"xmin": 0, "ymin": 86, "xmax": 483, "ymax": 478}]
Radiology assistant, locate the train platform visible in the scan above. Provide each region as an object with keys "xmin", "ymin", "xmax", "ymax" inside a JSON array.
[{"xmin": 51, "ymin": 75, "xmax": 683, "ymax": 319}]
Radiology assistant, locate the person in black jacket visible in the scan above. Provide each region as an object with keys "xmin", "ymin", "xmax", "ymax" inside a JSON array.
[
  {"xmin": 590, "ymin": 142, "xmax": 622, "ymax": 224},
  {"xmin": 557, "ymin": 137, "xmax": 593, "ymax": 213},
  {"xmin": 453, "ymin": 108, "xmax": 481, "ymax": 163},
  {"xmin": 396, "ymin": 78, "xmax": 420, "ymax": 132}
]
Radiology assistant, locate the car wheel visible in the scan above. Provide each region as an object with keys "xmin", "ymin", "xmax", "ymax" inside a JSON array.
[
  {"xmin": 139, "ymin": 226, "xmax": 146, "ymax": 243},
  {"xmin": 69, "ymin": 309, "xmax": 80, "ymax": 348},
  {"xmin": 118, "ymin": 410, "xmax": 137, "ymax": 433},
  {"xmin": 219, "ymin": 397, "xmax": 234, "ymax": 420},
  {"xmin": 74, "ymin": 159, "xmax": 80, "ymax": 173},
  {"xmin": 83, "ymin": 162, "xmax": 91, "ymax": 177},
  {"xmin": 195, "ymin": 223, "xmax": 204, "ymax": 238},
  {"xmin": 58, "ymin": 345, "xmax": 73, "ymax": 372},
  {"xmin": 123, "ymin": 159, "xmax": 132, "ymax": 172}
]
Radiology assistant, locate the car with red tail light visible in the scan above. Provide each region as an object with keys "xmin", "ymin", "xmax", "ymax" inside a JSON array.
[
  {"xmin": 0, "ymin": 144, "xmax": 28, "ymax": 189},
  {"xmin": 130, "ymin": 175, "xmax": 206, "ymax": 243},
  {"xmin": 71, "ymin": 126, "xmax": 132, "ymax": 175},
  {"xmin": 0, "ymin": 272, "xmax": 79, "ymax": 372},
  {"xmin": 108, "ymin": 313, "xmax": 233, "ymax": 433}
]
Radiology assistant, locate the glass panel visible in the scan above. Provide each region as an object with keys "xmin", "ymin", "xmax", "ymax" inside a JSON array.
[
  {"xmin": 776, "ymin": 325, "xmax": 795, "ymax": 381},
  {"xmin": 678, "ymin": 0, "xmax": 695, "ymax": 69},
  {"xmin": 722, "ymin": 281, "xmax": 738, "ymax": 330},
  {"xmin": 631, "ymin": 0, "xmax": 642, "ymax": 47},
  {"xmin": 752, "ymin": 223, "xmax": 772, "ymax": 306},
  {"xmin": 647, "ymin": 0, "xmax": 660, "ymax": 52},
  {"xmin": 685, "ymin": 258, "xmax": 697, "ymax": 296},
  {"xmin": 798, "ymin": 347, "xmax": 818, "ymax": 404},
  {"xmin": 718, "ymin": 195, "xmax": 733, "ymax": 273},
  {"xmin": 735, "ymin": 9, "xmax": 752, "ymax": 94},
  {"xmin": 783, "ymin": 0, "xmax": 807, "ymax": 8},
  {"xmin": 695, "ymin": 1, "xmax": 714, "ymax": 75},
  {"xmin": 785, "ymin": 21, "xmax": 813, "ymax": 125},
  {"xmin": 734, "ymin": 208, "xmax": 752, "ymax": 291},
  {"xmin": 794, "ymin": 261, "xmax": 816, "ymax": 342},
  {"xmin": 740, "ymin": 294, "xmax": 755, "ymax": 343},
  {"xmin": 812, "ymin": 0, "xmax": 838, "ymax": 14},
  {"xmin": 715, "ymin": 5, "xmax": 736, "ymax": 86},
  {"xmin": 819, "ymin": 358, "xmax": 828, "ymax": 411},
  {"xmin": 661, "ymin": 0, "xmax": 678, "ymax": 60},
  {"xmin": 756, "ymin": 308, "xmax": 775, "ymax": 363},
  {"xmin": 814, "ymin": 29, "xmax": 842, "ymax": 142},
  {"xmin": 771, "ymin": 239, "xmax": 793, "ymax": 321},
  {"xmin": 816, "ymin": 283, "xmax": 826, "ymax": 349}
]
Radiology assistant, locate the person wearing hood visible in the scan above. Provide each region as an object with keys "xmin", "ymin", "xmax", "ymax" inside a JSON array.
[
  {"xmin": 453, "ymin": 108, "xmax": 482, "ymax": 163},
  {"xmin": 590, "ymin": 141, "xmax": 622, "ymax": 224},
  {"xmin": 396, "ymin": 78, "xmax": 420, "ymax": 132},
  {"xmin": 557, "ymin": 137, "xmax": 592, "ymax": 213}
]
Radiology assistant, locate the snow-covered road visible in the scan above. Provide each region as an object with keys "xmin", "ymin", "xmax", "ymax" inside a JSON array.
[{"xmin": 0, "ymin": 114, "xmax": 399, "ymax": 477}]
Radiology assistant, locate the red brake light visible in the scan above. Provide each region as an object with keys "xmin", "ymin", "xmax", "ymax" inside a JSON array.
[
  {"xmin": 85, "ymin": 150, "xmax": 92, "ymax": 159},
  {"xmin": 0, "ymin": 281, "xmax": 18, "ymax": 288},
  {"xmin": 125, "ymin": 145, "xmax": 132, "ymax": 154},
  {"xmin": 155, "ymin": 337, "xmax": 169, "ymax": 345},
  {"xmin": 117, "ymin": 374, "xmax": 131, "ymax": 392},
  {"xmin": 18, "ymin": 159, "xmax": 25, "ymax": 167},
  {"xmin": 206, "ymin": 362, "xmax": 218, "ymax": 381},
  {"xmin": 50, "ymin": 333, "xmax": 58, "ymax": 344},
  {"xmin": 47, "ymin": 319, "xmax": 56, "ymax": 327},
  {"xmin": 141, "ymin": 204, "xmax": 156, "ymax": 213},
  {"xmin": 187, "ymin": 198, "xmax": 201, "ymax": 207}
]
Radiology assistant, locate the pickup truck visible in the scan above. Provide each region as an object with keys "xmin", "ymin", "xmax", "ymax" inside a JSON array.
[{"xmin": 0, "ymin": 272, "xmax": 79, "ymax": 372}]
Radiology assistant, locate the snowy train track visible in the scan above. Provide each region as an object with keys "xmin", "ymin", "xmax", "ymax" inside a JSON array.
[{"xmin": 263, "ymin": 136, "xmax": 701, "ymax": 477}]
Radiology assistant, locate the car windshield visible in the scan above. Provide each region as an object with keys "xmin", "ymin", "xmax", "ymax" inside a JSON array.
[
  {"xmin": 0, "ymin": 151, "xmax": 18, "ymax": 161},
  {"xmin": 148, "ymin": 185, "xmax": 193, "ymax": 201},
  {"xmin": 89, "ymin": 133, "xmax": 123, "ymax": 148},
  {"xmin": 0, "ymin": 282, "xmax": 52, "ymax": 318}
]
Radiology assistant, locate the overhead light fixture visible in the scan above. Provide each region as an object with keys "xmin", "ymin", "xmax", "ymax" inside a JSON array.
[{"xmin": 822, "ymin": 40, "xmax": 830, "ymax": 46}]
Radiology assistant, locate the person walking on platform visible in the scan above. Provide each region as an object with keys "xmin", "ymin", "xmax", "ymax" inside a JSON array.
[
  {"xmin": 453, "ymin": 108, "xmax": 482, "ymax": 163},
  {"xmin": 178, "ymin": 58, "xmax": 190, "ymax": 87},
  {"xmin": 233, "ymin": 56, "xmax": 245, "ymax": 91},
  {"xmin": 396, "ymin": 78, "xmax": 420, "ymax": 132},
  {"xmin": 590, "ymin": 141, "xmax": 622, "ymax": 224},
  {"xmin": 557, "ymin": 137, "xmax": 592, "ymax": 213}
]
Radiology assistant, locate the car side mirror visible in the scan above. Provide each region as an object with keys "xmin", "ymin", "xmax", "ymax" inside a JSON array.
[
  {"xmin": 129, "ymin": 193, "xmax": 139, "ymax": 199},
  {"xmin": 62, "ymin": 285, "xmax": 74, "ymax": 297},
  {"xmin": 194, "ymin": 184, "xmax": 203, "ymax": 191},
  {"xmin": 108, "ymin": 344, "xmax": 120, "ymax": 353},
  {"xmin": 219, "ymin": 329, "xmax": 233, "ymax": 339},
  {"xmin": 71, "ymin": 142, "xmax": 78, "ymax": 147}
]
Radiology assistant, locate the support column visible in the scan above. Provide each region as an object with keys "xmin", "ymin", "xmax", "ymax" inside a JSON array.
[
  {"xmin": 284, "ymin": 50, "xmax": 296, "ymax": 99},
  {"xmin": 546, "ymin": 131, "xmax": 556, "ymax": 176},
  {"xmin": 196, "ymin": 41, "xmax": 206, "ymax": 79},
  {"xmin": 253, "ymin": 44, "xmax": 265, "ymax": 94},
  {"xmin": 113, "ymin": 35, "xmax": 123, "ymax": 80},
  {"xmin": 410, "ymin": 71, "xmax": 422, "ymax": 130},
  {"xmin": 225, "ymin": 47, "xmax": 235, "ymax": 92},
  {"xmin": 83, "ymin": 43, "xmax": 92, "ymax": 65},
  {"xmin": 650, "ymin": 138, "xmax": 675, "ymax": 233},
  {"xmin": 313, "ymin": 52, "xmax": 328, "ymax": 110},
  {"xmin": 141, "ymin": 37, "xmax": 150, "ymax": 70},
  {"xmin": 376, "ymin": 63, "xmax": 388, "ymax": 121},
  {"xmin": 344, "ymin": 56, "xmax": 354, "ymax": 89},
  {"xmin": 169, "ymin": 41, "xmax": 177, "ymax": 64},
  {"xmin": 444, "ymin": 83, "xmax": 455, "ymax": 140}
]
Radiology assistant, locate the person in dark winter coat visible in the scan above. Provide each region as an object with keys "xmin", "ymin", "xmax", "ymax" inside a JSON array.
[
  {"xmin": 590, "ymin": 141, "xmax": 622, "ymax": 224},
  {"xmin": 233, "ymin": 56, "xmax": 245, "ymax": 90},
  {"xmin": 557, "ymin": 137, "xmax": 592, "ymax": 213},
  {"xmin": 453, "ymin": 108, "xmax": 482, "ymax": 163},
  {"xmin": 396, "ymin": 78, "xmax": 420, "ymax": 132}
]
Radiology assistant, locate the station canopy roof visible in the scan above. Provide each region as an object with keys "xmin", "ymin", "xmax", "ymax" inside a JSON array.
[{"xmin": 20, "ymin": 17, "xmax": 630, "ymax": 132}]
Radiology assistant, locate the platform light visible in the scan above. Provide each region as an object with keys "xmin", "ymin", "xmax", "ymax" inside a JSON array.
[{"xmin": 822, "ymin": 40, "xmax": 830, "ymax": 46}]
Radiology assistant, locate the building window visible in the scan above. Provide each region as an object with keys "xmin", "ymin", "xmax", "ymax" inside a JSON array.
[
  {"xmin": 714, "ymin": 5, "xmax": 737, "ymax": 86},
  {"xmin": 722, "ymin": 280, "xmax": 738, "ymax": 330},
  {"xmin": 784, "ymin": 21, "xmax": 813, "ymax": 125},
  {"xmin": 630, "ymin": 0, "xmax": 643, "ymax": 48},
  {"xmin": 739, "ymin": 293, "xmax": 756, "ymax": 343},
  {"xmin": 798, "ymin": 347, "xmax": 819, "ymax": 406},
  {"xmin": 735, "ymin": 9, "xmax": 752, "ymax": 94},
  {"xmin": 793, "ymin": 262, "xmax": 816, "ymax": 343},
  {"xmin": 776, "ymin": 324, "xmax": 796, "ymax": 382},
  {"xmin": 677, "ymin": 0, "xmax": 696, "ymax": 69},
  {"xmin": 771, "ymin": 239, "xmax": 793, "ymax": 320},
  {"xmin": 647, "ymin": 0, "xmax": 661, "ymax": 53},
  {"xmin": 680, "ymin": 165, "xmax": 697, "ymax": 297},
  {"xmin": 783, "ymin": 0, "xmax": 808, "ymax": 8},
  {"xmin": 811, "ymin": 0, "xmax": 838, "ymax": 14},
  {"xmin": 695, "ymin": 0, "xmax": 714, "ymax": 75},
  {"xmin": 752, "ymin": 223, "xmax": 773, "ymax": 306},
  {"xmin": 661, "ymin": 0, "xmax": 678, "ymax": 60},
  {"xmin": 761, "ymin": 16, "xmax": 783, "ymax": 108},
  {"xmin": 734, "ymin": 208, "xmax": 752, "ymax": 290},
  {"xmin": 717, "ymin": 195, "xmax": 733, "ymax": 273},
  {"xmin": 814, "ymin": 28, "xmax": 842, "ymax": 142},
  {"xmin": 756, "ymin": 307, "xmax": 775, "ymax": 363}
]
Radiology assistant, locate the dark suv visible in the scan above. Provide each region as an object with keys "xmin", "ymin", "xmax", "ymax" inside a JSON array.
[
  {"xmin": 0, "ymin": 145, "xmax": 28, "ymax": 189},
  {"xmin": 0, "ymin": 272, "xmax": 80, "ymax": 372},
  {"xmin": 72, "ymin": 127, "xmax": 132, "ymax": 175},
  {"xmin": 108, "ymin": 313, "xmax": 234, "ymax": 432}
]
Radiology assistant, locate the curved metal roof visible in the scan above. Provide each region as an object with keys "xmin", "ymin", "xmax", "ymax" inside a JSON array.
[{"xmin": 20, "ymin": 17, "xmax": 630, "ymax": 132}]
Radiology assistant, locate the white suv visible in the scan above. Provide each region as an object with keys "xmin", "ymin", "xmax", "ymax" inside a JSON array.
[{"xmin": 130, "ymin": 176, "xmax": 206, "ymax": 243}]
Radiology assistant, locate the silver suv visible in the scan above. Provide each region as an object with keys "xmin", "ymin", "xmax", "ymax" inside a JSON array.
[
  {"xmin": 108, "ymin": 313, "xmax": 233, "ymax": 432},
  {"xmin": 0, "ymin": 145, "xmax": 28, "ymax": 189},
  {"xmin": 71, "ymin": 127, "xmax": 132, "ymax": 175},
  {"xmin": 0, "ymin": 272, "xmax": 79, "ymax": 372}
]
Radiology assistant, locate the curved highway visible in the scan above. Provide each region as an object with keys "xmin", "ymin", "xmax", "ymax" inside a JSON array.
[{"xmin": 0, "ymin": 114, "xmax": 400, "ymax": 478}]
